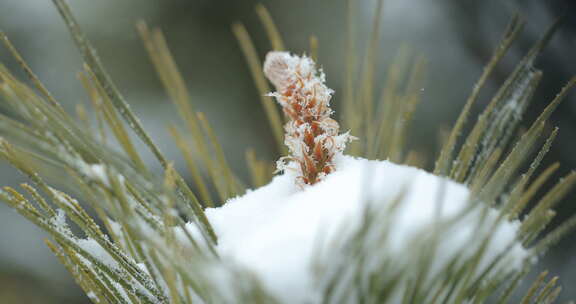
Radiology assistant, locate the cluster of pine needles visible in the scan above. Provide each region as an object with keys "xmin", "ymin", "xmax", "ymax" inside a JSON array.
[{"xmin": 0, "ymin": 0, "xmax": 574, "ymax": 303}]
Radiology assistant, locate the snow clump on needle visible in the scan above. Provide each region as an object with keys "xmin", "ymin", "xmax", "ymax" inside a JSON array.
[
  {"xmin": 205, "ymin": 155, "xmax": 529, "ymax": 302},
  {"xmin": 199, "ymin": 52, "xmax": 530, "ymax": 302}
]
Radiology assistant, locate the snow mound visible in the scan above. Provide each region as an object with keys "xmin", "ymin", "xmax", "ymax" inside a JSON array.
[{"xmin": 205, "ymin": 155, "xmax": 529, "ymax": 302}]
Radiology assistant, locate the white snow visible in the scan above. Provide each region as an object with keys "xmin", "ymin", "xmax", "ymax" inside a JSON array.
[
  {"xmin": 86, "ymin": 291, "xmax": 98, "ymax": 302},
  {"xmin": 82, "ymin": 163, "xmax": 110, "ymax": 186},
  {"xmin": 204, "ymin": 155, "xmax": 530, "ymax": 302},
  {"xmin": 50, "ymin": 209, "xmax": 68, "ymax": 230},
  {"xmin": 76, "ymin": 239, "xmax": 119, "ymax": 270}
]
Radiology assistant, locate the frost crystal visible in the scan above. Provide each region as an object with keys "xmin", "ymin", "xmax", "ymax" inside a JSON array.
[{"xmin": 264, "ymin": 51, "xmax": 355, "ymax": 186}]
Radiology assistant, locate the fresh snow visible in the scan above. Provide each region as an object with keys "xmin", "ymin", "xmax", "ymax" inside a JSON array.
[{"xmin": 204, "ymin": 155, "xmax": 529, "ymax": 302}]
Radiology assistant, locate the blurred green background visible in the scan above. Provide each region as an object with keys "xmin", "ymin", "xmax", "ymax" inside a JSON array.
[{"xmin": 0, "ymin": 0, "xmax": 575, "ymax": 302}]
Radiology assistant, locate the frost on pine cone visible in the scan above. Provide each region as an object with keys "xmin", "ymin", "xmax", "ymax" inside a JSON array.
[
  {"xmin": 0, "ymin": 1, "xmax": 574, "ymax": 303},
  {"xmin": 264, "ymin": 52, "xmax": 354, "ymax": 186}
]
